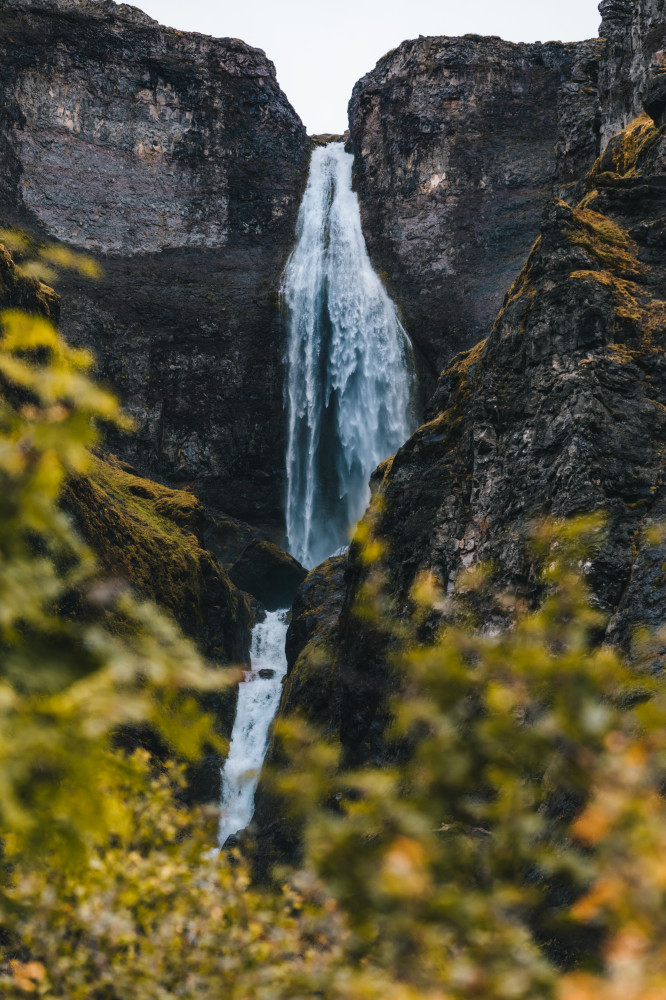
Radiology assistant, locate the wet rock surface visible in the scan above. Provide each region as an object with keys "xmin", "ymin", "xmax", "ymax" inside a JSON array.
[
  {"xmin": 0, "ymin": 0, "xmax": 310, "ymax": 527},
  {"xmin": 348, "ymin": 35, "xmax": 603, "ymax": 378},
  {"xmin": 252, "ymin": 555, "xmax": 347, "ymax": 867}
]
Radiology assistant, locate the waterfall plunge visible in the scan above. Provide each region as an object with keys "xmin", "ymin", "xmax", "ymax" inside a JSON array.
[
  {"xmin": 283, "ymin": 143, "xmax": 418, "ymax": 570},
  {"xmin": 218, "ymin": 143, "xmax": 419, "ymax": 848}
]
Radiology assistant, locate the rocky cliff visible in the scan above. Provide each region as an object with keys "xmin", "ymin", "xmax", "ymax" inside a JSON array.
[
  {"xmin": 348, "ymin": 36, "xmax": 603, "ymax": 377},
  {"xmin": 329, "ymin": 116, "xmax": 666, "ymax": 766},
  {"xmin": 272, "ymin": 2, "xmax": 666, "ymax": 778},
  {"xmin": 0, "ymin": 239, "xmax": 253, "ymax": 667},
  {"xmin": 598, "ymin": 0, "xmax": 666, "ymax": 143},
  {"xmin": 0, "ymin": 0, "xmax": 310, "ymax": 527}
]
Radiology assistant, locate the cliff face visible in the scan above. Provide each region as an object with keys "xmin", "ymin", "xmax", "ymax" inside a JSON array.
[
  {"xmin": 0, "ymin": 239, "xmax": 252, "ymax": 667},
  {"xmin": 329, "ymin": 112, "xmax": 666, "ymax": 763},
  {"xmin": 348, "ymin": 36, "xmax": 602, "ymax": 376},
  {"xmin": 599, "ymin": 0, "xmax": 666, "ymax": 143},
  {"xmin": 0, "ymin": 0, "xmax": 310, "ymax": 526}
]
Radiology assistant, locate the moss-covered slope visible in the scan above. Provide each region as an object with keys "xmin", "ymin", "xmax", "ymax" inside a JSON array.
[{"xmin": 63, "ymin": 455, "xmax": 251, "ymax": 664}]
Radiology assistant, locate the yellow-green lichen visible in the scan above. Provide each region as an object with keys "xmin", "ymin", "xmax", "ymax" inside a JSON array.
[
  {"xmin": 63, "ymin": 454, "xmax": 246, "ymax": 644},
  {"xmin": 588, "ymin": 113, "xmax": 661, "ymax": 184},
  {"xmin": 567, "ymin": 205, "xmax": 646, "ymax": 282}
]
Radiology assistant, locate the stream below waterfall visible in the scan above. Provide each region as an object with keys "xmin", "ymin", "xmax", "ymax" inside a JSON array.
[
  {"xmin": 217, "ymin": 142, "xmax": 419, "ymax": 848},
  {"xmin": 217, "ymin": 611, "xmax": 289, "ymax": 847}
]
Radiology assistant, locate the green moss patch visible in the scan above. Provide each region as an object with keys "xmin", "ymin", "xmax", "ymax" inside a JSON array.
[
  {"xmin": 565, "ymin": 204, "xmax": 646, "ymax": 282},
  {"xmin": 590, "ymin": 114, "xmax": 661, "ymax": 183},
  {"xmin": 63, "ymin": 454, "xmax": 249, "ymax": 661}
]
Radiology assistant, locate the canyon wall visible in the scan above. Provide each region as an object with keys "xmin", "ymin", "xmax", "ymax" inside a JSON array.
[
  {"xmin": 0, "ymin": 0, "xmax": 310, "ymax": 527},
  {"xmin": 598, "ymin": 0, "xmax": 666, "ymax": 142},
  {"xmin": 0, "ymin": 241, "xmax": 253, "ymax": 667},
  {"xmin": 347, "ymin": 37, "xmax": 603, "ymax": 375}
]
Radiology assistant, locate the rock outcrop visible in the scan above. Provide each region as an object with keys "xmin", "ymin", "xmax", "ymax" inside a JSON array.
[
  {"xmin": 0, "ymin": 0, "xmax": 310, "ymax": 527},
  {"xmin": 598, "ymin": 0, "xmax": 666, "ymax": 143},
  {"xmin": 229, "ymin": 539, "xmax": 307, "ymax": 612},
  {"xmin": 64, "ymin": 454, "xmax": 252, "ymax": 665},
  {"xmin": 348, "ymin": 36, "xmax": 603, "ymax": 377}
]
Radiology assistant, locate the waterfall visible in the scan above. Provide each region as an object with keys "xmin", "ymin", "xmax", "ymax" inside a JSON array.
[
  {"xmin": 218, "ymin": 143, "xmax": 419, "ymax": 848},
  {"xmin": 283, "ymin": 142, "xmax": 418, "ymax": 570},
  {"xmin": 217, "ymin": 610, "xmax": 289, "ymax": 847}
]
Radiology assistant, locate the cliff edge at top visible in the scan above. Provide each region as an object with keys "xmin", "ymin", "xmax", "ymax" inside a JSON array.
[{"xmin": 0, "ymin": 0, "xmax": 311, "ymax": 526}]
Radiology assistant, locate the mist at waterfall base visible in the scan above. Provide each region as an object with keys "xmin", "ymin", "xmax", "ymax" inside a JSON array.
[
  {"xmin": 217, "ymin": 143, "xmax": 418, "ymax": 849},
  {"xmin": 283, "ymin": 143, "xmax": 419, "ymax": 570}
]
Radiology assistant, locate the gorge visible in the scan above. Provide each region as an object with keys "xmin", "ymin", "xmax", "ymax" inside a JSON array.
[{"xmin": 2, "ymin": 1, "xmax": 666, "ymax": 984}]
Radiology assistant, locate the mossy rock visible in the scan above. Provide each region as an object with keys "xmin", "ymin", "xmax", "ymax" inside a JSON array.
[
  {"xmin": 587, "ymin": 113, "xmax": 662, "ymax": 184},
  {"xmin": 63, "ymin": 454, "xmax": 252, "ymax": 666},
  {"xmin": 202, "ymin": 514, "xmax": 272, "ymax": 572}
]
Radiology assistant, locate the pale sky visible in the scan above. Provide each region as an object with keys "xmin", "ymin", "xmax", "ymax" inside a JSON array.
[{"xmin": 134, "ymin": 0, "xmax": 603, "ymax": 134}]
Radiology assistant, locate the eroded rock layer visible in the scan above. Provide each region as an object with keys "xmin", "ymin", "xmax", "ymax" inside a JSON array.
[{"xmin": 0, "ymin": 0, "xmax": 310, "ymax": 525}]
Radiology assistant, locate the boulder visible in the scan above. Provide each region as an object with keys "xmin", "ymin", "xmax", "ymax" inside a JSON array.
[{"xmin": 230, "ymin": 539, "xmax": 307, "ymax": 612}]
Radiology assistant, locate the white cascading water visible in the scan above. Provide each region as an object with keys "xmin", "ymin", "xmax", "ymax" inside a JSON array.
[
  {"xmin": 283, "ymin": 142, "xmax": 418, "ymax": 569},
  {"xmin": 217, "ymin": 610, "xmax": 288, "ymax": 847},
  {"xmin": 218, "ymin": 143, "xmax": 418, "ymax": 847}
]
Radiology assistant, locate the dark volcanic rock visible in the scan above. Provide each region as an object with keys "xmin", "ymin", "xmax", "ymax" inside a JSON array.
[
  {"xmin": 229, "ymin": 539, "xmax": 307, "ymax": 611},
  {"xmin": 347, "ymin": 35, "xmax": 603, "ymax": 379},
  {"xmin": 599, "ymin": 0, "xmax": 666, "ymax": 142},
  {"xmin": 285, "ymin": 556, "xmax": 347, "ymax": 688},
  {"xmin": 0, "ymin": 0, "xmax": 310, "ymax": 527},
  {"xmin": 0, "ymin": 240, "xmax": 251, "ymax": 765},
  {"xmin": 202, "ymin": 512, "xmax": 274, "ymax": 571},
  {"xmin": 335, "ymin": 114, "xmax": 666, "ymax": 760}
]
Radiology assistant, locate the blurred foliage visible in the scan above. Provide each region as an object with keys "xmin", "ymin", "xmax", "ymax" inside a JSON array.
[
  {"xmin": 0, "ymin": 229, "xmax": 102, "ymax": 283},
  {"xmin": 0, "ymin": 306, "xmax": 229, "ymax": 873},
  {"xmin": 0, "ymin": 305, "xmax": 665, "ymax": 998},
  {"xmin": 269, "ymin": 513, "xmax": 666, "ymax": 999}
]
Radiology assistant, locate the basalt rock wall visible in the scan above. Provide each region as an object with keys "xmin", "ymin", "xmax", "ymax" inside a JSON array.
[
  {"xmin": 0, "ymin": 0, "xmax": 310, "ymax": 527},
  {"xmin": 599, "ymin": 0, "xmax": 666, "ymax": 143},
  {"xmin": 333, "ymin": 122, "xmax": 666, "ymax": 765},
  {"xmin": 347, "ymin": 36, "xmax": 603, "ymax": 377}
]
